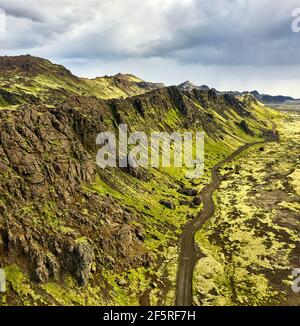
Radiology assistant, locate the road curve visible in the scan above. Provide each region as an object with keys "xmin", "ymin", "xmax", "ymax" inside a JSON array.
[{"xmin": 175, "ymin": 140, "xmax": 267, "ymax": 306}]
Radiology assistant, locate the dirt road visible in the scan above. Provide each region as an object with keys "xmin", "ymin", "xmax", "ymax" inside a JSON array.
[{"xmin": 175, "ymin": 140, "xmax": 268, "ymax": 306}]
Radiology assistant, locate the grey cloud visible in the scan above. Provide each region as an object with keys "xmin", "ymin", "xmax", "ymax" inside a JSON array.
[
  {"xmin": 140, "ymin": 0, "xmax": 300, "ymax": 66},
  {"xmin": 0, "ymin": 1, "xmax": 44, "ymax": 22},
  {"xmin": 0, "ymin": 0, "xmax": 300, "ymax": 67}
]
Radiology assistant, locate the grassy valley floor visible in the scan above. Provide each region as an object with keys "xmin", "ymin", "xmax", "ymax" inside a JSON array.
[{"xmin": 193, "ymin": 111, "xmax": 300, "ymax": 306}]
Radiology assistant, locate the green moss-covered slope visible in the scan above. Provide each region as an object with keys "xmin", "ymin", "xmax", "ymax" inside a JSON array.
[{"xmin": 0, "ymin": 55, "xmax": 284, "ymax": 306}]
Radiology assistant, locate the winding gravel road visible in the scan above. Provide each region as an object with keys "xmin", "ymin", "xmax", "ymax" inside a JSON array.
[{"xmin": 175, "ymin": 140, "xmax": 270, "ymax": 306}]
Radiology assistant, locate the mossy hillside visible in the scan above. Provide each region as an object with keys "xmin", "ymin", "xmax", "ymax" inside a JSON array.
[
  {"xmin": 5, "ymin": 103, "xmax": 277, "ymax": 305},
  {"xmin": 0, "ymin": 56, "xmax": 282, "ymax": 306},
  {"xmin": 82, "ymin": 168, "xmax": 196, "ymax": 305},
  {"xmin": 82, "ymin": 75, "xmax": 155, "ymax": 100},
  {"xmin": 3, "ymin": 265, "xmax": 46, "ymax": 306},
  {"xmin": 0, "ymin": 265, "xmax": 108, "ymax": 306},
  {"xmin": 0, "ymin": 56, "xmax": 164, "ymax": 107},
  {"xmin": 78, "ymin": 105, "xmax": 278, "ymax": 305},
  {"xmin": 289, "ymin": 169, "xmax": 300, "ymax": 195}
]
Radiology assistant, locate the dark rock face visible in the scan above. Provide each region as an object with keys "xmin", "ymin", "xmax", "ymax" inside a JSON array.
[
  {"xmin": 0, "ymin": 103, "xmax": 150, "ymax": 285},
  {"xmin": 237, "ymin": 120, "xmax": 254, "ymax": 136},
  {"xmin": 178, "ymin": 188, "xmax": 198, "ymax": 197},
  {"xmin": 68, "ymin": 242, "xmax": 94, "ymax": 286},
  {"xmin": 34, "ymin": 253, "xmax": 60, "ymax": 283},
  {"xmin": 193, "ymin": 196, "xmax": 202, "ymax": 206},
  {"xmin": 0, "ymin": 89, "xmax": 24, "ymax": 105},
  {"xmin": 0, "ymin": 55, "xmax": 77, "ymax": 79},
  {"xmin": 126, "ymin": 166, "xmax": 150, "ymax": 181},
  {"xmin": 159, "ymin": 200, "xmax": 175, "ymax": 209}
]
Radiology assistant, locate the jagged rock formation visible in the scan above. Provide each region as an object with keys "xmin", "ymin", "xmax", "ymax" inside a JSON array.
[
  {"xmin": 178, "ymin": 81, "xmax": 298, "ymax": 105},
  {"xmin": 0, "ymin": 55, "xmax": 278, "ymax": 305}
]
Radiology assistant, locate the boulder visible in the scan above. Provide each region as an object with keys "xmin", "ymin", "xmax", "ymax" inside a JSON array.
[
  {"xmin": 178, "ymin": 188, "xmax": 198, "ymax": 196},
  {"xmin": 159, "ymin": 200, "xmax": 175, "ymax": 209},
  {"xmin": 193, "ymin": 196, "xmax": 202, "ymax": 206}
]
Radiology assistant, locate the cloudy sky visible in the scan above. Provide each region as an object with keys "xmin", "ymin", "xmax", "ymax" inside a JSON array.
[{"xmin": 0, "ymin": 0, "xmax": 299, "ymax": 97}]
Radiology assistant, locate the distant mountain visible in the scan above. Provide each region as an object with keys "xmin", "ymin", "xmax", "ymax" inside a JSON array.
[
  {"xmin": 249, "ymin": 91, "xmax": 294, "ymax": 104},
  {"xmin": 178, "ymin": 81, "xmax": 210, "ymax": 92},
  {"xmin": 178, "ymin": 80, "xmax": 298, "ymax": 105}
]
